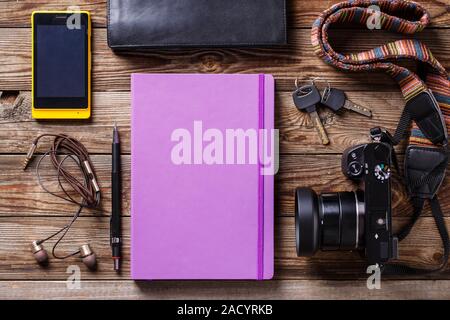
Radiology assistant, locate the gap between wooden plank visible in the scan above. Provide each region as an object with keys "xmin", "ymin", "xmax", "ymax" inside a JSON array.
[{"xmin": 1, "ymin": 280, "xmax": 449, "ymax": 300}]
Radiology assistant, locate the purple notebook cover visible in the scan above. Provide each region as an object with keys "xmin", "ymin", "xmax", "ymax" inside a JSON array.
[{"xmin": 131, "ymin": 74, "xmax": 274, "ymax": 280}]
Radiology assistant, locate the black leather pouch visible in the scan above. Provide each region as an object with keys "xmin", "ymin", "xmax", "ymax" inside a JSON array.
[{"xmin": 107, "ymin": 0, "xmax": 287, "ymax": 49}]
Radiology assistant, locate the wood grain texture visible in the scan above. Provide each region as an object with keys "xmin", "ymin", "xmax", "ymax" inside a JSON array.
[
  {"xmin": 0, "ymin": 216, "xmax": 448, "ymax": 281},
  {"xmin": 1, "ymin": 280, "xmax": 450, "ymax": 300},
  {"xmin": 0, "ymin": 90, "xmax": 428, "ymax": 154},
  {"xmin": 1, "ymin": 154, "xmax": 449, "ymax": 217},
  {"xmin": 0, "ymin": 28, "xmax": 449, "ymax": 92},
  {"xmin": 1, "ymin": 0, "xmax": 450, "ymax": 300},
  {"xmin": 0, "ymin": 0, "xmax": 448, "ymax": 28}
]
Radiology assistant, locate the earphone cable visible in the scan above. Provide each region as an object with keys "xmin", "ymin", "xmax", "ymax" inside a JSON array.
[
  {"xmin": 51, "ymin": 205, "xmax": 84, "ymax": 260},
  {"xmin": 30, "ymin": 134, "xmax": 101, "ymax": 259}
]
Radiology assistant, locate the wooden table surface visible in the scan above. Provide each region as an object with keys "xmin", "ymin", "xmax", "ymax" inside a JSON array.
[{"xmin": 0, "ymin": 0, "xmax": 449, "ymax": 300}]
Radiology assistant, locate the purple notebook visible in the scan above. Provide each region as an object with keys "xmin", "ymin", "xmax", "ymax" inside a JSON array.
[{"xmin": 131, "ymin": 74, "xmax": 275, "ymax": 280}]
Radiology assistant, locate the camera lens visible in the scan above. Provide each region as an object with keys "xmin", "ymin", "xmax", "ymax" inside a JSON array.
[{"xmin": 295, "ymin": 188, "xmax": 365, "ymax": 256}]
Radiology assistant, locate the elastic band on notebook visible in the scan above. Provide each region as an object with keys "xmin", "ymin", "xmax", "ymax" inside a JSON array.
[{"xmin": 257, "ymin": 74, "xmax": 265, "ymax": 280}]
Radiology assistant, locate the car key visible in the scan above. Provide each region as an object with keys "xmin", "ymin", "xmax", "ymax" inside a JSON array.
[
  {"xmin": 321, "ymin": 87, "xmax": 372, "ymax": 117},
  {"xmin": 293, "ymin": 84, "xmax": 330, "ymax": 145}
]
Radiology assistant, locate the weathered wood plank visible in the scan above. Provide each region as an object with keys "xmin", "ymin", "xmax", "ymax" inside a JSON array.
[
  {"xmin": 1, "ymin": 154, "xmax": 449, "ymax": 217},
  {"xmin": 290, "ymin": 0, "xmax": 450, "ymax": 28},
  {"xmin": 276, "ymin": 154, "xmax": 450, "ymax": 216},
  {"xmin": 0, "ymin": 0, "xmax": 448, "ymax": 28},
  {"xmin": 0, "ymin": 1, "xmax": 108, "ymax": 27},
  {"xmin": 0, "ymin": 90, "xmax": 421, "ymax": 154},
  {"xmin": 1, "ymin": 279, "xmax": 450, "ymax": 300},
  {"xmin": 0, "ymin": 28, "xmax": 449, "ymax": 92},
  {"xmin": 0, "ymin": 154, "xmax": 130, "ymax": 217},
  {"xmin": 0, "ymin": 0, "xmax": 449, "ymax": 299},
  {"xmin": 0, "ymin": 216, "xmax": 448, "ymax": 280}
]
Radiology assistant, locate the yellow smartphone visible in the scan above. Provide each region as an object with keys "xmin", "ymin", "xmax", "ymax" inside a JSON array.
[{"xmin": 32, "ymin": 11, "xmax": 91, "ymax": 119}]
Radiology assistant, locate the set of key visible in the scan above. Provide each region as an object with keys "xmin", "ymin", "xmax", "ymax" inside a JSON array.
[{"xmin": 293, "ymin": 82, "xmax": 372, "ymax": 145}]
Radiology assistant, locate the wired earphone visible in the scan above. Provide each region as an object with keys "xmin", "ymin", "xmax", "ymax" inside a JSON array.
[{"xmin": 24, "ymin": 134, "xmax": 101, "ymax": 270}]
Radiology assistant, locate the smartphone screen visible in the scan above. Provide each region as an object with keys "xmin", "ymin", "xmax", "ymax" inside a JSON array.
[{"xmin": 33, "ymin": 13, "xmax": 89, "ymax": 109}]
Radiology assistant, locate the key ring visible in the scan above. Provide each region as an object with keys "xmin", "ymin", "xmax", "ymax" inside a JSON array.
[
  {"xmin": 294, "ymin": 77, "xmax": 330, "ymax": 96},
  {"xmin": 294, "ymin": 77, "xmax": 316, "ymax": 90},
  {"xmin": 295, "ymin": 77, "xmax": 329, "ymax": 89}
]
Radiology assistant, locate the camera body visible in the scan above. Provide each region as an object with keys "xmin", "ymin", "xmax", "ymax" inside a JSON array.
[
  {"xmin": 296, "ymin": 130, "xmax": 398, "ymax": 266},
  {"xmin": 342, "ymin": 141, "xmax": 398, "ymax": 265}
]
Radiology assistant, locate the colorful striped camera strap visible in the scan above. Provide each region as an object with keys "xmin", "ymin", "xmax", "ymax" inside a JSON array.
[
  {"xmin": 312, "ymin": 0, "xmax": 449, "ymax": 147},
  {"xmin": 312, "ymin": 0, "xmax": 449, "ymax": 274}
]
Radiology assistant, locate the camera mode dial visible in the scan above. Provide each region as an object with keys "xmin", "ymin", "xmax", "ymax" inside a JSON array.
[{"xmin": 374, "ymin": 164, "xmax": 391, "ymax": 181}]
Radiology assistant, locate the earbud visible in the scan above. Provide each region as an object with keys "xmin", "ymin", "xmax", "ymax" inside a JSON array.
[
  {"xmin": 31, "ymin": 240, "xmax": 97, "ymax": 270},
  {"xmin": 31, "ymin": 240, "xmax": 49, "ymax": 265},
  {"xmin": 79, "ymin": 244, "xmax": 97, "ymax": 270}
]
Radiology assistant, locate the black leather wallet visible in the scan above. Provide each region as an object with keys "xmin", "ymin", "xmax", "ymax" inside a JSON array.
[{"xmin": 107, "ymin": 0, "xmax": 287, "ymax": 49}]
